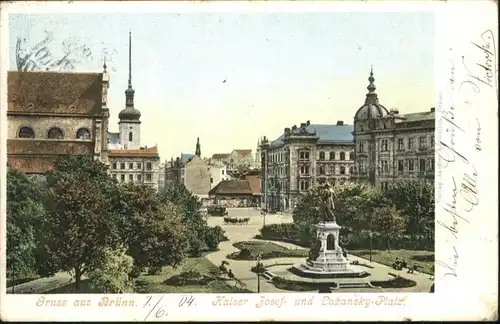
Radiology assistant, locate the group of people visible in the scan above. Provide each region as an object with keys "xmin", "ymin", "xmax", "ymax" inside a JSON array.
[{"xmin": 392, "ymin": 258, "xmax": 421, "ymax": 274}]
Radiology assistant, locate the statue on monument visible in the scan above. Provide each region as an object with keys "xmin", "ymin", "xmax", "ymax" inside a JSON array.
[{"xmin": 320, "ymin": 182, "xmax": 336, "ymax": 223}]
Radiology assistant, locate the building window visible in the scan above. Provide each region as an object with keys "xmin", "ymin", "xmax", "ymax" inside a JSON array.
[
  {"xmin": 345, "ymin": 166, "xmax": 349, "ymax": 174},
  {"xmin": 340, "ymin": 152, "xmax": 345, "ymax": 160},
  {"xmin": 398, "ymin": 160, "xmax": 404, "ymax": 172},
  {"xmin": 120, "ymin": 174, "xmax": 125, "ymax": 181},
  {"xmin": 330, "ymin": 166, "xmax": 336, "ymax": 175},
  {"xmin": 329, "ymin": 152, "xmax": 335, "ymax": 160},
  {"xmin": 222, "ymin": 170, "xmax": 225, "ymax": 175},
  {"xmin": 430, "ymin": 135, "xmax": 435, "ymax": 147},
  {"xmin": 381, "ymin": 182, "xmax": 388, "ymax": 191},
  {"xmin": 319, "ymin": 166, "xmax": 325, "ymax": 175},
  {"xmin": 349, "ymin": 152, "xmax": 354, "ymax": 160},
  {"xmin": 129, "ymin": 132, "xmax": 133, "ymax": 142},
  {"xmin": 146, "ymin": 174, "xmax": 152, "ymax": 181},
  {"xmin": 300, "ymin": 181, "xmax": 310, "ymax": 191},
  {"xmin": 408, "ymin": 160, "xmax": 414, "ymax": 172},
  {"xmin": 381, "ymin": 139, "xmax": 388, "ymax": 151},
  {"xmin": 319, "ymin": 152, "xmax": 325, "ymax": 160},
  {"xmin": 359, "ymin": 161, "xmax": 365, "ymax": 173},
  {"xmin": 112, "ymin": 163, "xmax": 117, "ymax": 169},
  {"xmin": 48, "ymin": 127, "xmax": 63, "ymax": 139},
  {"xmin": 210, "ymin": 177, "xmax": 213, "ymax": 184},
  {"xmin": 120, "ymin": 163, "xmax": 125, "ymax": 169},
  {"xmin": 76, "ymin": 128, "xmax": 91, "ymax": 139},
  {"xmin": 420, "ymin": 159, "xmax": 426, "ymax": 172},
  {"xmin": 129, "ymin": 163, "xmax": 134, "ymax": 169},
  {"xmin": 340, "ymin": 166, "xmax": 346, "ymax": 175},
  {"xmin": 419, "ymin": 137, "xmax": 427, "ymax": 150},
  {"xmin": 398, "ymin": 139, "xmax": 404, "ymax": 151},
  {"xmin": 408, "ymin": 138, "xmax": 415, "ymax": 150},
  {"xmin": 381, "ymin": 160, "xmax": 389, "ymax": 173},
  {"xmin": 18, "ymin": 127, "xmax": 35, "ymax": 138},
  {"xmin": 299, "ymin": 151, "xmax": 310, "ymax": 160},
  {"xmin": 358, "ymin": 141, "xmax": 364, "ymax": 152},
  {"xmin": 430, "ymin": 158, "xmax": 435, "ymax": 171},
  {"xmin": 146, "ymin": 162, "xmax": 152, "ymax": 170},
  {"xmin": 137, "ymin": 163, "xmax": 142, "ymax": 169},
  {"xmin": 300, "ymin": 165, "xmax": 310, "ymax": 175},
  {"xmin": 129, "ymin": 174, "xmax": 133, "ymax": 181},
  {"xmin": 137, "ymin": 174, "xmax": 142, "ymax": 181}
]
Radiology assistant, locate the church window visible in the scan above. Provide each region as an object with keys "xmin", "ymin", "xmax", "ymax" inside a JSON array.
[
  {"xmin": 339, "ymin": 152, "xmax": 345, "ymax": 160},
  {"xmin": 319, "ymin": 152, "xmax": 325, "ymax": 160},
  {"xmin": 48, "ymin": 127, "xmax": 63, "ymax": 139},
  {"xmin": 76, "ymin": 128, "xmax": 91, "ymax": 139},
  {"xmin": 129, "ymin": 132, "xmax": 133, "ymax": 142},
  {"xmin": 18, "ymin": 127, "xmax": 35, "ymax": 138}
]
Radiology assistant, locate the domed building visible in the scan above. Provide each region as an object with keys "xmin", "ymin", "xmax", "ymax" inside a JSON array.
[
  {"xmin": 352, "ymin": 68, "xmax": 435, "ymax": 190},
  {"xmin": 107, "ymin": 31, "xmax": 161, "ymax": 190}
]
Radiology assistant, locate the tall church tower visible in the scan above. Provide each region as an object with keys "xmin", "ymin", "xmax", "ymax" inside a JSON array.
[
  {"xmin": 118, "ymin": 31, "xmax": 141, "ymax": 149},
  {"xmin": 100, "ymin": 59, "xmax": 110, "ymax": 163},
  {"xmin": 195, "ymin": 137, "xmax": 201, "ymax": 157}
]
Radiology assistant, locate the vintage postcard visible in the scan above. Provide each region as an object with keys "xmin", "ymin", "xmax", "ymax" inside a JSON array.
[{"xmin": 0, "ymin": 0, "xmax": 497, "ymax": 321}]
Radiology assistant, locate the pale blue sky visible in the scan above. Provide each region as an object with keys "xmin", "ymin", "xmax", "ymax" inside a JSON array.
[{"xmin": 9, "ymin": 12, "xmax": 435, "ymax": 161}]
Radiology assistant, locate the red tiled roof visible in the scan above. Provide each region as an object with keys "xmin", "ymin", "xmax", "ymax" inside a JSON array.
[
  {"xmin": 209, "ymin": 180, "xmax": 253, "ymax": 196},
  {"xmin": 212, "ymin": 153, "xmax": 230, "ymax": 160},
  {"xmin": 232, "ymin": 149, "xmax": 252, "ymax": 157},
  {"xmin": 7, "ymin": 71, "xmax": 103, "ymax": 116},
  {"xmin": 109, "ymin": 146, "xmax": 159, "ymax": 158},
  {"xmin": 245, "ymin": 175, "xmax": 261, "ymax": 195}
]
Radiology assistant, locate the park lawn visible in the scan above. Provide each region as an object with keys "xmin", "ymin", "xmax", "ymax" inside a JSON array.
[
  {"xmin": 46, "ymin": 257, "xmax": 250, "ymax": 293},
  {"xmin": 232, "ymin": 241, "xmax": 309, "ymax": 259},
  {"xmin": 134, "ymin": 256, "xmax": 250, "ymax": 293},
  {"xmin": 350, "ymin": 249, "xmax": 434, "ymax": 275}
]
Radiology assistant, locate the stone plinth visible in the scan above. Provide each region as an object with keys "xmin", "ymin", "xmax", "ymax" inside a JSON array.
[{"xmin": 292, "ymin": 222, "xmax": 368, "ymax": 278}]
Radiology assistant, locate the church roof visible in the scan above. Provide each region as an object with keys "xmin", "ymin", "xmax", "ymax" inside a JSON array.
[
  {"xmin": 109, "ymin": 145, "xmax": 159, "ymax": 158},
  {"xmin": 118, "ymin": 106, "xmax": 141, "ymax": 121},
  {"xmin": 354, "ymin": 68, "xmax": 389, "ymax": 120},
  {"xmin": 180, "ymin": 153, "xmax": 194, "ymax": 163},
  {"xmin": 7, "ymin": 71, "xmax": 103, "ymax": 116}
]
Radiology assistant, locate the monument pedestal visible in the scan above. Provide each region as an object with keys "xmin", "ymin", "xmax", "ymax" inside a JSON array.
[{"xmin": 292, "ymin": 222, "xmax": 367, "ymax": 278}]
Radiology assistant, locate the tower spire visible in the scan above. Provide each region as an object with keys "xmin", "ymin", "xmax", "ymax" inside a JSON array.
[
  {"xmin": 365, "ymin": 65, "xmax": 378, "ymax": 104},
  {"xmin": 128, "ymin": 30, "xmax": 132, "ymax": 88},
  {"xmin": 195, "ymin": 137, "xmax": 201, "ymax": 157}
]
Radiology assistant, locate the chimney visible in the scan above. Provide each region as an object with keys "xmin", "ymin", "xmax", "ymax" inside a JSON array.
[
  {"xmin": 306, "ymin": 120, "xmax": 310, "ymax": 126},
  {"xmin": 336, "ymin": 120, "xmax": 344, "ymax": 126},
  {"xmin": 285, "ymin": 127, "xmax": 291, "ymax": 134},
  {"xmin": 300, "ymin": 122, "xmax": 306, "ymax": 128},
  {"xmin": 292, "ymin": 125, "xmax": 297, "ymax": 130},
  {"xmin": 430, "ymin": 107, "xmax": 435, "ymax": 112}
]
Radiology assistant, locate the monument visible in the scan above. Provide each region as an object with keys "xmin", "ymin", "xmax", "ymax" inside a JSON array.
[{"xmin": 292, "ymin": 183, "xmax": 368, "ymax": 278}]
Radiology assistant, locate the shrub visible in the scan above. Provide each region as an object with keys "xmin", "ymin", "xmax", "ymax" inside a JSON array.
[
  {"xmin": 251, "ymin": 262, "xmax": 266, "ymax": 274},
  {"xmin": 87, "ymin": 247, "xmax": 135, "ymax": 293},
  {"xmin": 238, "ymin": 248, "xmax": 252, "ymax": 259},
  {"xmin": 128, "ymin": 266, "xmax": 143, "ymax": 280},
  {"xmin": 204, "ymin": 229, "xmax": 220, "ymax": 251},
  {"xmin": 147, "ymin": 266, "xmax": 162, "ymax": 275},
  {"xmin": 163, "ymin": 270, "xmax": 214, "ymax": 286},
  {"xmin": 371, "ymin": 275, "xmax": 416, "ymax": 288},
  {"xmin": 189, "ymin": 238, "xmax": 204, "ymax": 257}
]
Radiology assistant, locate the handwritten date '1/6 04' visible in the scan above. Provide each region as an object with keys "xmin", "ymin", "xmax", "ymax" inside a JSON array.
[{"xmin": 143, "ymin": 295, "xmax": 196, "ymax": 320}]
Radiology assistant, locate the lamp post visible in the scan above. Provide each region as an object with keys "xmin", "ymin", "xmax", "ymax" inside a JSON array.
[
  {"xmin": 256, "ymin": 253, "xmax": 262, "ymax": 293},
  {"xmin": 261, "ymin": 209, "xmax": 267, "ymax": 228},
  {"xmin": 369, "ymin": 231, "xmax": 373, "ymax": 263}
]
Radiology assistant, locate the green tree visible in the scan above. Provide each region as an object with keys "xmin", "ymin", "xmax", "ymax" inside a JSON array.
[
  {"xmin": 127, "ymin": 202, "xmax": 190, "ymax": 269},
  {"xmin": 87, "ymin": 246, "xmax": 135, "ymax": 293},
  {"xmin": 6, "ymin": 168, "xmax": 53, "ymax": 279},
  {"xmin": 372, "ymin": 205, "xmax": 406, "ymax": 252},
  {"xmin": 384, "ymin": 180, "xmax": 435, "ymax": 247},
  {"xmin": 45, "ymin": 156, "xmax": 122, "ymax": 290}
]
